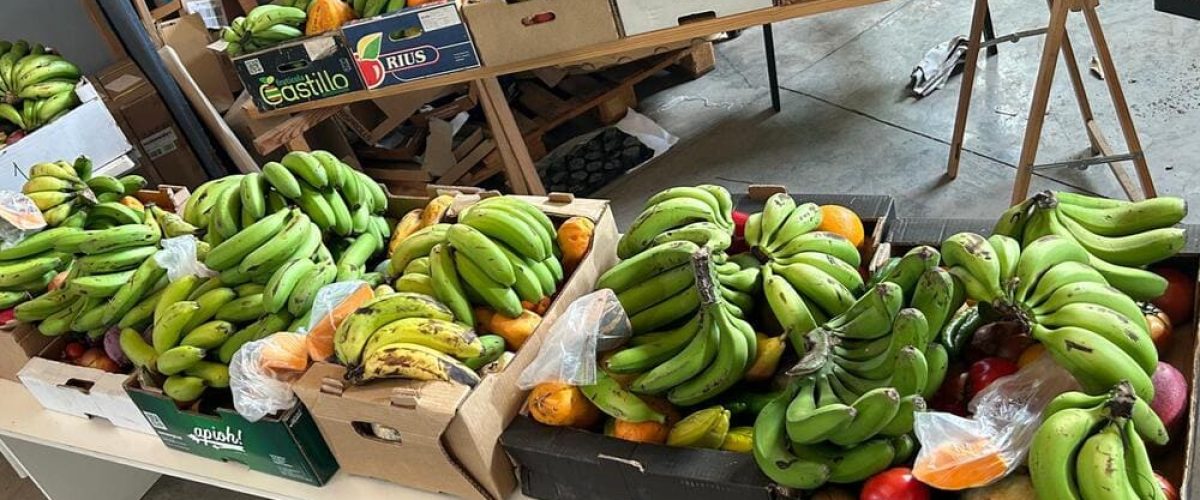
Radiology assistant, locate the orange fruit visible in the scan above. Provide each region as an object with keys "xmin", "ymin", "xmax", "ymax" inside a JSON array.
[
  {"xmin": 913, "ymin": 438, "xmax": 1009, "ymax": 490},
  {"xmin": 1018, "ymin": 344, "xmax": 1046, "ymax": 368},
  {"xmin": 608, "ymin": 396, "xmax": 679, "ymax": 444},
  {"xmin": 817, "ymin": 205, "xmax": 865, "ymax": 248}
]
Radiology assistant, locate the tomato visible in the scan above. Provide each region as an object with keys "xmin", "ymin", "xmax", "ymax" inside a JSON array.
[
  {"xmin": 1151, "ymin": 267, "xmax": 1194, "ymax": 325},
  {"xmin": 1156, "ymin": 472, "xmax": 1179, "ymax": 500},
  {"xmin": 861, "ymin": 468, "xmax": 930, "ymax": 500},
  {"xmin": 0, "ymin": 307, "xmax": 13, "ymax": 324},
  {"xmin": 64, "ymin": 342, "xmax": 86, "ymax": 360},
  {"xmin": 967, "ymin": 357, "xmax": 1018, "ymax": 397}
]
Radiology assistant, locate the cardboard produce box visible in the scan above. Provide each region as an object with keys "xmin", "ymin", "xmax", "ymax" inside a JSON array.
[
  {"xmin": 462, "ymin": 0, "xmax": 620, "ymax": 67},
  {"xmin": 885, "ymin": 218, "xmax": 1200, "ymax": 495},
  {"xmin": 1, "ymin": 186, "xmax": 187, "ymax": 430},
  {"xmin": 0, "ymin": 320, "xmax": 55, "ymax": 382},
  {"xmin": 125, "ymin": 376, "xmax": 339, "ymax": 486},
  {"xmin": 229, "ymin": 32, "xmax": 365, "ymax": 112},
  {"xmin": 96, "ymin": 59, "xmax": 208, "ymax": 189},
  {"xmin": 158, "ymin": 13, "xmax": 240, "ymax": 112},
  {"xmin": 498, "ymin": 191, "xmax": 893, "ymax": 499},
  {"xmin": 18, "ymin": 339, "xmax": 154, "ymax": 435},
  {"xmin": 0, "ymin": 79, "xmax": 132, "ymax": 192},
  {"xmin": 610, "ymin": 0, "xmax": 774, "ymax": 36},
  {"xmin": 293, "ymin": 191, "xmax": 618, "ymax": 499},
  {"xmin": 341, "ymin": 2, "xmax": 481, "ymax": 90}
]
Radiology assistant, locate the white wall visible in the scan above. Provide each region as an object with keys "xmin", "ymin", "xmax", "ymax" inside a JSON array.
[{"xmin": 0, "ymin": 1, "xmax": 122, "ymax": 74}]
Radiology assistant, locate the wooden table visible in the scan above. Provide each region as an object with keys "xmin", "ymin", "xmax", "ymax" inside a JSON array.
[
  {"xmin": 245, "ymin": 0, "xmax": 885, "ymax": 195},
  {"xmin": 0, "ymin": 379, "xmax": 525, "ymax": 500}
]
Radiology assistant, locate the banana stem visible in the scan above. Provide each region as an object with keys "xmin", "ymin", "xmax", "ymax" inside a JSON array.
[
  {"xmin": 691, "ymin": 247, "xmax": 718, "ymax": 306},
  {"xmin": 1032, "ymin": 190, "xmax": 1059, "ymax": 210},
  {"xmin": 1106, "ymin": 381, "xmax": 1136, "ymax": 419}
]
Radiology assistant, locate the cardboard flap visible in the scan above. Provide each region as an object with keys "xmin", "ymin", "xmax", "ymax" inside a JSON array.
[
  {"xmin": 18, "ymin": 356, "xmax": 105, "ymax": 393},
  {"xmin": 298, "ymin": 362, "xmax": 470, "ymax": 439}
]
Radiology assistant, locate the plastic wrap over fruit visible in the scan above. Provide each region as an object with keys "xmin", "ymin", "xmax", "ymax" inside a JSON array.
[
  {"xmin": 912, "ymin": 355, "xmax": 1079, "ymax": 489},
  {"xmin": 154, "ymin": 236, "xmax": 216, "ymax": 281},
  {"xmin": 517, "ymin": 289, "xmax": 631, "ymax": 389},
  {"xmin": 0, "ymin": 191, "xmax": 47, "ymax": 246},
  {"xmin": 230, "ymin": 332, "xmax": 309, "ymax": 422}
]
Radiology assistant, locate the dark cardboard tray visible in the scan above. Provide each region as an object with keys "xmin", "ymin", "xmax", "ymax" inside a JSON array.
[{"xmin": 499, "ymin": 192, "xmax": 894, "ymax": 500}]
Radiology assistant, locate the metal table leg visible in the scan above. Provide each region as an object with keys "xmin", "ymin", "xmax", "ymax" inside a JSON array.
[
  {"xmin": 984, "ymin": 5, "xmax": 999, "ymax": 56},
  {"xmin": 763, "ymin": 24, "xmax": 781, "ymax": 112}
]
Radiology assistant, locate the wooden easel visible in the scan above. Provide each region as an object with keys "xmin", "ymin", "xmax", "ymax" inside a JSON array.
[{"xmin": 945, "ymin": 0, "xmax": 1157, "ymax": 205}]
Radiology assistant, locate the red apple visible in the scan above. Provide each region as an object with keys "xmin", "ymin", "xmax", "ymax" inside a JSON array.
[
  {"xmin": 1150, "ymin": 362, "xmax": 1188, "ymax": 433},
  {"xmin": 1156, "ymin": 473, "xmax": 1179, "ymax": 500}
]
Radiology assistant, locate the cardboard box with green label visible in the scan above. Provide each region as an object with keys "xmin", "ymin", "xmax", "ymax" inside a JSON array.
[
  {"xmin": 125, "ymin": 377, "xmax": 339, "ymax": 485},
  {"xmin": 231, "ymin": 32, "xmax": 365, "ymax": 112}
]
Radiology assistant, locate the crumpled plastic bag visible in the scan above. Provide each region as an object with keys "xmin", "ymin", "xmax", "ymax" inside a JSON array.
[
  {"xmin": 0, "ymin": 191, "xmax": 48, "ymax": 247},
  {"xmin": 305, "ymin": 281, "xmax": 374, "ymax": 361},
  {"xmin": 517, "ymin": 289, "xmax": 630, "ymax": 389},
  {"xmin": 912, "ymin": 354, "xmax": 1080, "ymax": 489},
  {"xmin": 154, "ymin": 236, "xmax": 216, "ymax": 280},
  {"xmin": 230, "ymin": 332, "xmax": 308, "ymax": 421}
]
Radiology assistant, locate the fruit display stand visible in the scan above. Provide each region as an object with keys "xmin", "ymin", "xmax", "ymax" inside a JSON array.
[
  {"xmin": 292, "ymin": 191, "xmax": 619, "ymax": 499},
  {"xmin": 498, "ymin": 191, "xmax": 894, "ymax": 500},
  {"xmin": 884, "ymin": 217, "xmax": 1200, "ymax": 498}
]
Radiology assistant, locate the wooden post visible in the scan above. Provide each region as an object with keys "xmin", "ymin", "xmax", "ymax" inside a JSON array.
[
  {"xmin": 945, "ymin": 0, "xmax": 991, "ymax": 179},
  {"xmin": 1012, "ymin": 0, "xmax": 1072, "ymax": 205},
  {"xmin": 1080, "ymin": 2, "xmax": 1157, "ymax": 198},
  {"xmin": 474, "ymin": 78, "xmax": 545, "ymax": 195}
]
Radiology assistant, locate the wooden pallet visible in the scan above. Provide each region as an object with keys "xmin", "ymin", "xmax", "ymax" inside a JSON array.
[{"xmin": 468, "ymin": 42, "xmax": 716, "ymax": 187}]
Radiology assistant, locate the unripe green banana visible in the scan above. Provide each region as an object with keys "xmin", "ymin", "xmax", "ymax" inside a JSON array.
[
  {"xmin": 163, "ymin": 375, "xmax": 207, "ymax": 402},
  {"xmin": 156, "ymin": 345, "xmax": 206, "ymax": 375}
]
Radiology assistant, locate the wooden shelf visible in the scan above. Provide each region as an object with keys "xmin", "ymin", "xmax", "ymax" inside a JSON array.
[
  {"xmin": 0, "ymin": 379, "xmax": 507, "ymax": 500},
  {"xmin": 249, "ymin": 0, "xmax": 883, "ymax": 118}
]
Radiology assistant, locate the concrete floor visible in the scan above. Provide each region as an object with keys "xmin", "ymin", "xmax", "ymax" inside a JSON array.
[{"xmin": 5, "ymin": 0, "xmax": 1199, "ymax": 498}]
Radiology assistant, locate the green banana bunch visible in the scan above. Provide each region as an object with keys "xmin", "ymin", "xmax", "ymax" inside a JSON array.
[
  {"xmin": 223, "ymin": 5, "xmax": 306, "ymax": 56},
  {"xmin": 336, "ymin": 292, "xmax": 491, "ymax": 385},
  {"xmin": 616, "ymin": 185, "xmax": 734, "ymax": 259},
  {"xmin": 994, "ymin": 191, "xmax": 1186, "ymax": 301},
  {"xmin": 389, "ymin": 195, "xmax": 562, "ymax": 324},
  {"xmin": 0, "ymin": 39, "xmax": 81, "ymax": 129},
  {"xmin": 21, "ymin": 157, "xmax": 95, "ymax": 226},
  {"xmin": 1029, "ymin": 381, "xmax": 1168, "ymax": 500},
  {"xmin": 183, "ymin": 151, "xmax": 385, "ymax": 244},
  {"xmin": 599, "ymin": 246, "xmax": 755, "ymax": 406},
  {"xmin": 942, "ymin": 230, "xmax": 1159, "ymax": 400}
]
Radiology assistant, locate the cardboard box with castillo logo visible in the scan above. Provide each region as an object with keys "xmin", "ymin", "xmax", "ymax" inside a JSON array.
[
  {"xmin": 125, "ymin": 375, "xmax": 339, "ymax": 486},
  {"xmin": 341, "ymin": 2, "xmax": 481, "ymax": 90},
  {"xmin": 229, "ymin": 33, "xmax": 365, "ymax": 112}
]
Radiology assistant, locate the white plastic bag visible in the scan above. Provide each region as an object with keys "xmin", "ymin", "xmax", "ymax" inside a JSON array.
[
  {"xmin": 306, "ymin": 280, "xmax": 370, "ymax": 334},
  {"xmin": 0, "ymin": 191, "xmax": 47, "ymax": 247},
  {"xmin": 230, "ymin": 332, "xmax": 308, "ymax": 421},
  {"xmin": 517, "ymin": 290, "xmax": 631, "ymax": 389},
  {"xmin": 614, "ymin": 107, "xmax": 678, "ymax": 157},
  {"xmin": 154, "ymin": 236, "xmax": 216, "ymax": 281},
  {"xmin": 912, "ymin": 354, "xmax": 1080, "ymax": 489}
]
